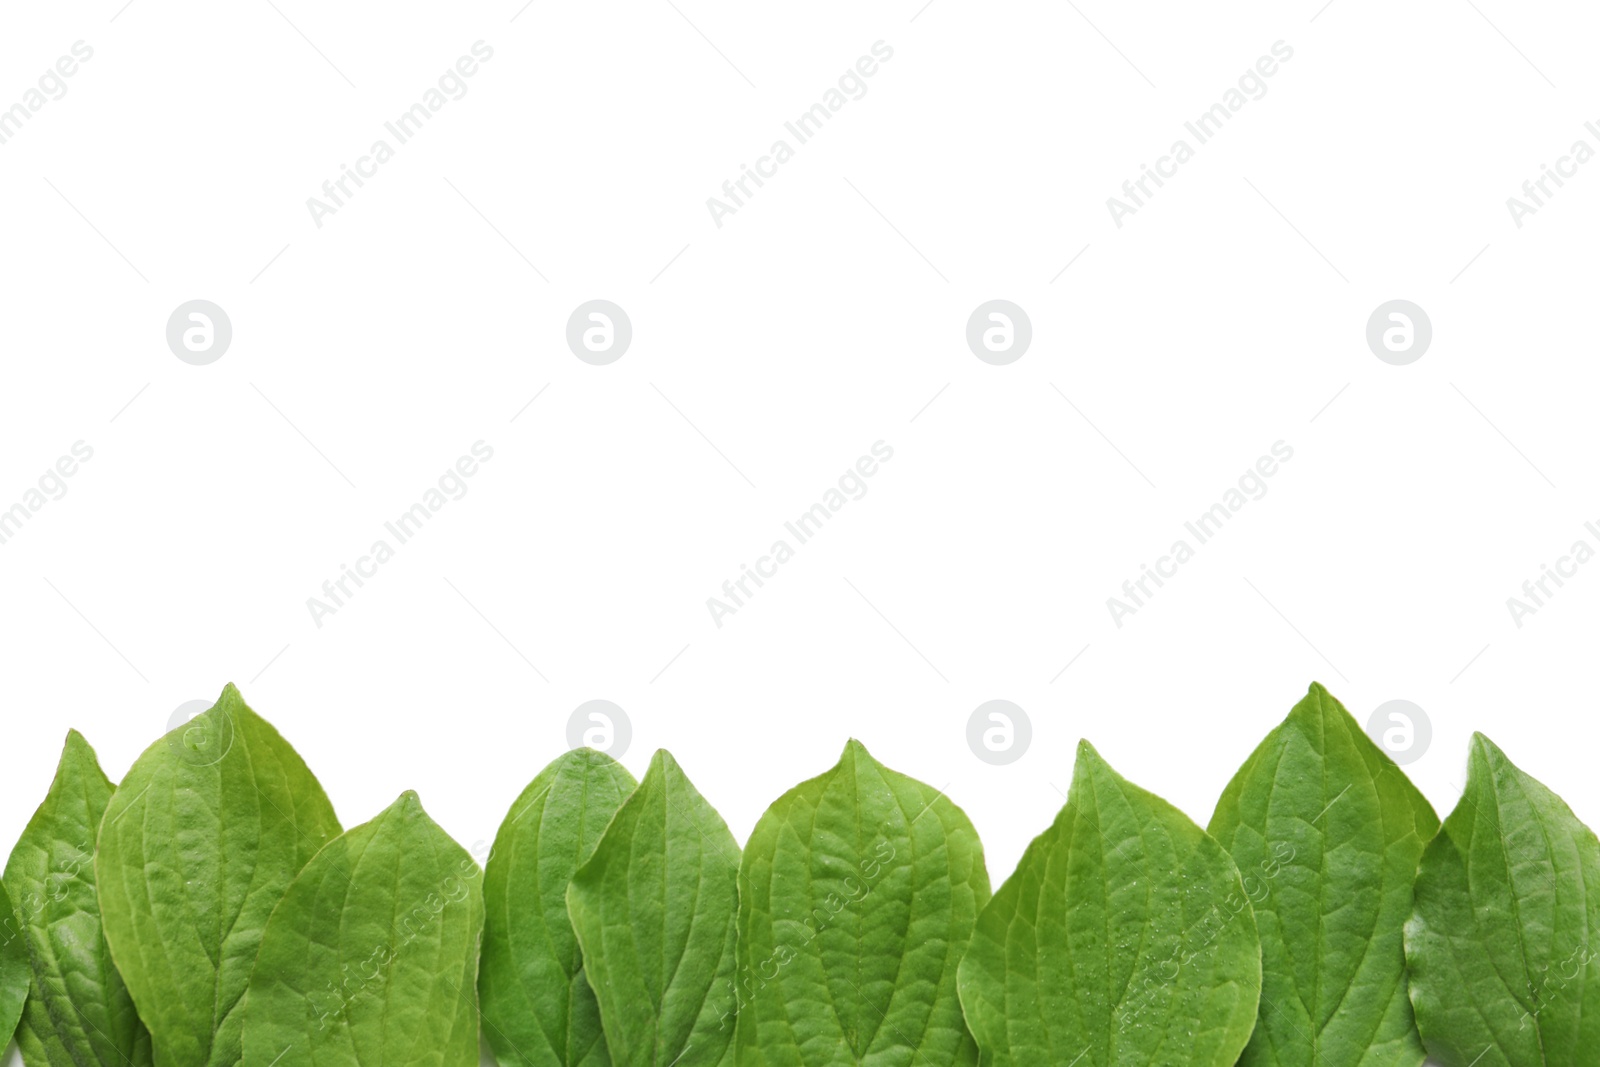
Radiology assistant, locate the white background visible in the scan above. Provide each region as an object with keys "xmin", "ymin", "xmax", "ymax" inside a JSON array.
[{"xmin": 2, "ymin": 0, "xmax": 1598, "ymax": 1059}]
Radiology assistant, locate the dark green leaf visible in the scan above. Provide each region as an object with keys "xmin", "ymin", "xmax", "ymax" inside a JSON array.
[
  {"xmin": 1209, "ymin": 683, "xmax": 1437, "ymax": 1067},
  {"xmin": 95, "ymin": 684, "xmax": 340, "ymax": 1067},
  {"xmin": 735, "ymin": 739, "xmax": 989, "ymax": 1067},
  {"xmin": 240, "ymin": 791, "xmax": 485, "ymax": 1067},
  {"xmin": 1406, "ymin": 733, "xmax": 1600, "ymax": 1067},
  {"xmin": 0, "ymin": 881, "xmax": 29, "ymax": 1051},
  {"xmin": 957, "ymin": 740, "xmax": 1261, "ymax": 1067},
  {"xmin": 567, "ymin": 750, "xmax": 739, "ymax": 1067},
  {"xmin": 4, "ymin": 730, "xmax": 152, "ymax": 1067},
  {"xmin": 481, "ymin": 749, "xmax": 637, "ymax": 1067},
  {"xmin": 14, "ymin": 992, "xmax": 78, "ymax": 1067}
]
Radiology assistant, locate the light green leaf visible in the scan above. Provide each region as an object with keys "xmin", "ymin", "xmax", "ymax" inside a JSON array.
[
  {"xmin": 4, "ymin": 731, "xmax": 152, "ymax": 1067},
  {"xmin": 95, "ymin": 684, "xmax": 341, "ymax": 1067},
  {"xmin": 1208, "ymin": 683, "xmax": 1438, "ymax": 1067},
  {"xmin": 0, "ymin": 882, "xmax": 29, "ymax": 1051},
  {"xmin": 240, "ymin": 791, "xmax": 485, "ymax": 1067},
  {"xmin": 567, "ymin": 750, "xmax": 739, "ymax": 1067},
  {"xmin": 1405, "ymin": 733, "xmax": 1600, "ymax": 1067},
  {"xmin": 734, "ymin": 739, "xmax": 989, "ymax": 1067},
  {"xmin": 957, "ymin": 740, "xmax": 1261, "ymax": 1067},
  {"xmin": 481, "ymin": 749, "xmax": 637, "ymax": 1067}
]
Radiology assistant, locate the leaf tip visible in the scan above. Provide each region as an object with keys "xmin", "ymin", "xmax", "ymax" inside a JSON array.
[
  {"xmin": 1287, "ymin": 680, "xmax": 1352, "ymax": 729},
  {"xmin": 1468, "ymin": 730, "xmax": 1508, "ymax": 766},
  {"xmin": 1463, "ymin": 733, "xmax": 1523, "ymax": 799},
  {"xmin": 58, "ymin": 727, "xmax": 100, "ymax": 777},
  {"xmin": 390, "ymin": 789, "xmax": 427, "ymax": 818},
  {"xmin": 199, "ymin": 681, "xmax": 252, "ymax": 729},
  {"xmin": 1299, "ymin": 680, "xmax": 1346, "ymax": 714}
]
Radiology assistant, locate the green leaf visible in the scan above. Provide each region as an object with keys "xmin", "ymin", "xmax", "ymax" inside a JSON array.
[
  {"xmin": 1208, "ymin": 683, "xmax": 1438, "ymax": 1067},
  {"xmin": 95, "ymin": 683, "xmax": 341, "ymax": 1067},
  {"xmin": 3, "ymin": 731, "xmax": 152, "ymax": 1067},
  {"xmin": 1405, "ymin": 733, "xmax": 1600, "ymax": 1067},
  {"xmin": 567, "ymin": 750, "xmax": 739, "ymax": 1067},
  {"xmin": 957, "ymin": 740, "xmax": 1261, "ymax": 1067},
  {"xmin": 481, "ymin": 749, "xmax": 638, "ymax": 1067},
  {"xmin": 240, "ymin": 791, "xmax": 485, "ymax": 1067},
  {"xmin": 734, "ymin": 739, "xmax": 989, "ymax": 1067},
  {"xmin": 0, "ymin": 882, "xmax": 30, "ymax": 1051},
  {"xmin": 15, "ymin": 991, "xmax": 79, "ymax": 1067}
]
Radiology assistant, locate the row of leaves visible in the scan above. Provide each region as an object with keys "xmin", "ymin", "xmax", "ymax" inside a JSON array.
[{"xmin": 0, "ymin": 681, "xmax": 1589, "ymax": 1067}]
